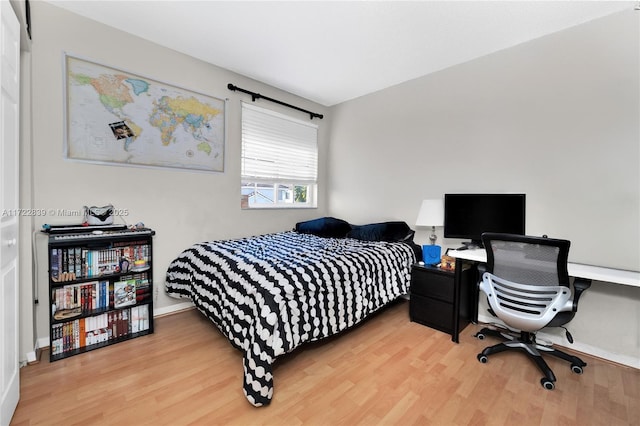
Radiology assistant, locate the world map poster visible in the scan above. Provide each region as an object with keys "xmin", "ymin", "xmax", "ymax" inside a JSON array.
[{"xmin": 64, "ymin": 54, "xmax": 225, "ymax": 172}]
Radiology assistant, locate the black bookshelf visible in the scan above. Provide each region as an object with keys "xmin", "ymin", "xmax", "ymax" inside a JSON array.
[{"xmin": 46, "ymin": 228, "xmax": 155, "ymax": 361}]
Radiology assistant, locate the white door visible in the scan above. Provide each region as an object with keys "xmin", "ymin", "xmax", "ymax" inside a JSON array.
[{"xmin": 0, "ymin": 1, "xmax": 21, "ymax": 425}]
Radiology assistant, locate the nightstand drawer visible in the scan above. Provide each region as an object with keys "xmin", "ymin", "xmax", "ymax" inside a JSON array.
[
  {"xmin": 410, "ymin": 267, "xmax": 454, "ymax": 302},
  {"xmin": 410, "ymin": 293, "xmax": 453, "ymax": 333}
]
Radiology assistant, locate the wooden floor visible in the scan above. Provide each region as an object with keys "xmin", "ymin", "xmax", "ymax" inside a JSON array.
[{"xmin": 11, "ymin": 300, "xmax": 640, "ymax": 426}]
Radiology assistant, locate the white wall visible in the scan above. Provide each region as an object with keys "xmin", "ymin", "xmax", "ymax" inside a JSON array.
[
  {"xmin": 21, "ymin": 2, "xmax": 330, "ymax": 359},
  {"xmin": 329, "ymin": 10, "xmax": 639, "ymax": 272},
  {"xmin": 327, "ymin": 10, "xmax": 639, "ymax": 366}
]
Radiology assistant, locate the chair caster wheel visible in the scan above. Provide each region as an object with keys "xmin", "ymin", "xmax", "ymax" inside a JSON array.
[
  {"xmin": 477, "ymin": 354, "xmax": 488, "ymax": 363},
  {"xmin": 541, "ymin": 378, "xmax": 555, "ymax": 390},
  {"xmin": 475, "ymin": 332, "xmax": 485, "ymax": 340},
  {"xmin": 571, "ymin": 364, "xmax": 584, "ymax": 374}
]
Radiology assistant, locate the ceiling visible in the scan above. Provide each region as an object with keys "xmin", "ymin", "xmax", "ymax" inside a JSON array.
[{"xmin": 47, "ymin": 1, "xmax": 635, "ymax": 106}]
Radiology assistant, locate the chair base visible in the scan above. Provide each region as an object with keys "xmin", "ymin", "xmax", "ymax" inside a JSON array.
[{"xmin": 475, "ymin": 327, "xmax": 587, "ymax": 390}]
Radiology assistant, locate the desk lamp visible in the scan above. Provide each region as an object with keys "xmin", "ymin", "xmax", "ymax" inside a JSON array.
[{"xmin": 416, "ymin": 199, "xmax": 444, "ymax": 265}]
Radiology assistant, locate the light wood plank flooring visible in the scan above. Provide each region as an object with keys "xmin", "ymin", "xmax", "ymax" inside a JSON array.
[{"xmin": 11, "ymin": 300, "xmax": 639, "ymax": 425}]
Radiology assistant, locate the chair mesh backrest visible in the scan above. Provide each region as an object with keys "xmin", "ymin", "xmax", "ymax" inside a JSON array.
[{"xmin": 483, "ymin": 233, "xmax": 570, "ymax": 288}]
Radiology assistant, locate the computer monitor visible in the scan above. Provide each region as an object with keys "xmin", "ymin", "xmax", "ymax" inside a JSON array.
[{"xmin": 444, "ymin": 193, "xmax": 526, "ymax": 248}]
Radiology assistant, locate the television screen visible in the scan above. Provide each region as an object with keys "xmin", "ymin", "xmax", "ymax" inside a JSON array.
[{"xmin": 444, "ymin": 193, "xmax": 526, "ymax": 247}]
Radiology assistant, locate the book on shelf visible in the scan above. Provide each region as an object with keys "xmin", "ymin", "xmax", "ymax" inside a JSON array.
[
  {"xmin": 131, "ymin": 304, "xmax": 150, "ymax": 333},
  {"xmin": 139, "ymin": 304, "xmax": 150, "ymax": 331},
  {"xmin": 113, "ymin": 279, "xmax": 136, "ymax": 308},
  {"xmin": 50, "ymin": 249, "xmax": 60, "ymax": 281},
  {"xmin": 121, "ymin": 309, "xmax": 129, "ymax": 338},
  {"xmin": 130, "ymin": 306, "xmax": 140, "ymax": 333},
  {"xmin": 135, "ymin": 276, "xmax": 150, "ymax": 302}
]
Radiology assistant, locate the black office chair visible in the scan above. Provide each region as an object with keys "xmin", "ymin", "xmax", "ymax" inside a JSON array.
[{"xmin": 474, "ymin": 232, "xmax": 591, "ymax": 390}]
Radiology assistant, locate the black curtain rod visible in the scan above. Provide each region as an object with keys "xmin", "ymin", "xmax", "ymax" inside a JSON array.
[{"xmin": 227, "ymin": 83, "xmax": 323, "ymax": 120}]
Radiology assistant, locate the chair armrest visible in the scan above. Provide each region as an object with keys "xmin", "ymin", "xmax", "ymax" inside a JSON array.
[
  {"xmin": 477, "ymin": 264, "xmax": 487, "ymax": 289},
  {"xmin": 572, "ymin": 278, "xmax": 592, "ymax": 311}
]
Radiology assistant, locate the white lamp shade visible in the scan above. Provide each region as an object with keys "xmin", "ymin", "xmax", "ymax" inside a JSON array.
[{"xmin": 416, "ymin": 199, "xmax": 444, "ymax": 227}]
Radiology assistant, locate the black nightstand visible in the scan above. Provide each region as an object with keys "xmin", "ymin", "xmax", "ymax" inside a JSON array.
[{"xmin": 409, "ymin": 263, "xmax": 474, "ymax": 342}]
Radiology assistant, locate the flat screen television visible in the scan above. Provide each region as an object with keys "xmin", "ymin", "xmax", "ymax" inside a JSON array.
[{"xmin": 444, "ymin": 193, "xmax": 526, "ymax": 248}]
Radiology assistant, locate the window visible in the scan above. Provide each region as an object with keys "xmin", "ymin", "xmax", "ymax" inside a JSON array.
[{"xmin": 241, "ymin": 102, "xmax": 318, "ymax": 208}]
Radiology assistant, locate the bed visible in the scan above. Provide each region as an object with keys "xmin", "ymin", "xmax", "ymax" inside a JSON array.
[{"xmin": 165, "ymin": 217, "xmax": 420, "ymax": 406}]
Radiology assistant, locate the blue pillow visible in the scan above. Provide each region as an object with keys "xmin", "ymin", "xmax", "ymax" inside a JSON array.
[
  {"xmin": 347, "ymin": 221, "xmax": 414, "ymax": 242},
  {"xmin": 295, "ymin": 217, "xmax": 352, "ymax": 238}
]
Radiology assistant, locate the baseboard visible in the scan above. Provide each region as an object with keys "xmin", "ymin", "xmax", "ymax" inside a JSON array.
[
  {"xmin": 154, "ymin": 301, "xmax": 194, "ymax": 317},
  {"xmin": 477, "ymin": 313, "xmax": 639, "ymax": 369},
  {"xmin": 26, "ymin": 346, "xmax": 44, "ymax": 365},
  {"xmin": 37, "ymin": 336, "xmax": 49, "ymax": 351}
]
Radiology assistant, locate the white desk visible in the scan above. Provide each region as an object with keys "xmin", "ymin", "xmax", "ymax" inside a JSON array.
[
  {"xmin": 448, "ymin": 248, "xmax": 640, "ymax": 288},
  {"xmin": 449, "ymin": 248, "xmax": 640, "ymax": 367}
]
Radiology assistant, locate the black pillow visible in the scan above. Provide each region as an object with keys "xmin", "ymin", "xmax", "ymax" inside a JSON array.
[
  {"xmin": 295, "ymin": 217, "xmax": 352, "ymax": 238},
  {"xmin": 347, "ymin": 221, "xmax": 414, "ymax": 242}
]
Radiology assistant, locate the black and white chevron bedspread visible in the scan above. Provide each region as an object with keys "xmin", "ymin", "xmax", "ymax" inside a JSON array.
[{"xmin": 165, "ymin": 231, "xmax": 416, "ymax": 406}]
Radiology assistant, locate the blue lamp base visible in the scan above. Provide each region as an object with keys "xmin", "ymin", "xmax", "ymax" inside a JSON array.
[{"xmin": 422, "ymin": 245, "xmax": 442, "ymax": 265}]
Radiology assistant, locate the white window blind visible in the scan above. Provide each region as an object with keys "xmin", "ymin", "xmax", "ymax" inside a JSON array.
[{"xmin": 241, "ymin": 102, "xmax": 318, "ymax": 184}]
